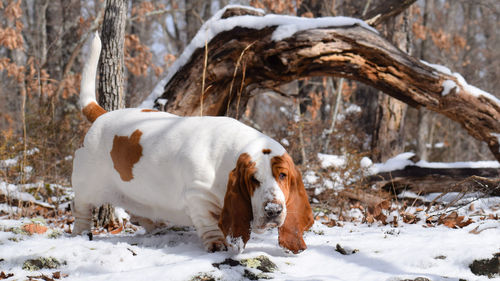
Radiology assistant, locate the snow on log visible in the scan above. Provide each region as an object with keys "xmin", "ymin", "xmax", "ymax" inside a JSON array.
[
  {"xmin": 144, "ymin": 6, "xmax": 500, "ymax": 162},
  {"xmin": 367, "ymin": 154, "xmax": 500, "ymax": 196}
]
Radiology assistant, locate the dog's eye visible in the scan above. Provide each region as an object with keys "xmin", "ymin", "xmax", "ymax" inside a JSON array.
[
  {"xmin": 279, "ymin": 173, "xmax": 286, "ymax": 180},
  {"xmin": 251, "ymin": 175, "xmax": 260, "ymax": 185}
]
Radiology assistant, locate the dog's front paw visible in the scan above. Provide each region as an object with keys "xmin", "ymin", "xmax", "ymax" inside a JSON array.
[
  {"xmin": 225, "ymin": 235, "xmax": 245, "ymax": 254},
  {"xmin": 204, "ymin": 237, "xmax": 228, "ymax": 252}
]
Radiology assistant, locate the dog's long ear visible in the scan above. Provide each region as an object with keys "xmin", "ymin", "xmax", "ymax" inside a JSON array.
[
  {"xmin": 218, "ymin": 153, "xmax": 254, "ymax": 249},
  {"xmin": 278, "ymin": 165, "xmax": 314, "ymax": 254}
]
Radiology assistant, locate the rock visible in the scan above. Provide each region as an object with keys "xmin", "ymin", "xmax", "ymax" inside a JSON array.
[
  {"xmin": 335, "ymin": 244, "xmax": 358, "ymax": 255},
  {"xmin": 212, "ymin": 258, "xmax": 241, "ymax": 269},
  {"xmin": 190, "ymin": 273, "xmax": 216, "ymax": 281},
  {"xmin": 212, "ymin": 255, "xmax": 277, "ymax": 280},
  {"xmin": 22, "ymin": 257, "xmax": 63, "ymax": 271},
  {"xmin": 243, "ymin": 269, "xmax": 272, "ymax": 280},
  {"xmin": 470, "ymin": 253, "xmax": 500, "ymax": 278},
  {"xmin": 241, "ymin": 255, "xmax": 277, "ymax": 273}
]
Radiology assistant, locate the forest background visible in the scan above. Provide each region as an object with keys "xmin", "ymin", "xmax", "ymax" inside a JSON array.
[{"xmin": 0, "ymin": 0, "xmax": 499, "ymax": 192}]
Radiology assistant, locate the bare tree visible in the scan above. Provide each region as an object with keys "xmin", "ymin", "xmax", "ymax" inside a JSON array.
[
  {"xmin": 94, "ymin": 0, "xmax": 128, "ymax": 229},
  {"xmin": 98, "ymin": 0, "xmax": 128, "ymax": 111}
]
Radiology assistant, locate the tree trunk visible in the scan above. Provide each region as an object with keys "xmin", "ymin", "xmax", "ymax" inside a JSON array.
[
  {"xmin": 369, "ymin": 168, "xmax": 500, "ymax": 196},
  {"xmin": 98, "ymin": 0, "xmax": 127, "ymax": 111},
  {"xmin": 415, "ymin": 0, "xmax": 432, "ymax": 160},
  {"xmin": 95, "ymin": 0, "xmax": 128, "ymax": 230},
  {"xmin": 45, "ymin": 0, "xmax": 63, "ymax": 81},
  {"xmin": 153, "ymin": 7, "xmax": 500, "ymax": 161},
  {"xmin": 61, "ymin": 0, "xmax": 82, "ymax": 73},
  {"xmin": 370, "ymin": 9, "xmax": 411, "ymax": 162},
  {"xmin": 185, "ymin": 0, "xmax": 211, "ymax": 44}
]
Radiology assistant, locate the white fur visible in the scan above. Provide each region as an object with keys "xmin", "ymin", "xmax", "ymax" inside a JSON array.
[
  {"xmin": 79, "ymin": 32, "xmax": 101, "ymax": 110},
  {"xmin": 73, "ymin": 32, "xmax": 289, "ymax": 251},
  {"xmin": 250, "ymin": 151, "xmax": 287, "ymax": 232},
  {"xmin": 72, "ymin": 111, "xmax": 287, "ymax": 249}
]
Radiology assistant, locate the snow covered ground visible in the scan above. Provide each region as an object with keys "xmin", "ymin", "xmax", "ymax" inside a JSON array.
[
  {"xmin": 1, "ymin": 152, "xmax": 499, "ymax": 280},
  {"xmin": 1, "ymin": 181, "xmax": 499, "ymax": 280},
  {"xmin": 0, "ymin": 212, "xmax": 499, "ymax": 280}
]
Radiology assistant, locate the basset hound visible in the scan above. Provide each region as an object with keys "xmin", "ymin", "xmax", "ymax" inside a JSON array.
[{"xmin": 72, "ymin": 33, "xmax": 314, "ymax": 253}]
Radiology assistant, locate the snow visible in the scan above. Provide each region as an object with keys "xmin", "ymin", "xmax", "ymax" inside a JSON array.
[
  {"xmin": 318, "ymin": 153, "xmax": 346, "ymax": 169},
  {"xmin": 452, "ymin": 72, "xmax": 500, "ymax": 105},
  {"xmin": 0, "ymin": 148, "xmax": 40, "ymax": 168},
  {"xmin": 367, "ymin": 152, "xmax": 499, "ymax": 174},
  {"xmin": 426, "ymin": 142, "xmax": 445, "ymax": 149},
  {"xmin": 360, "ymin": 157, "xmax": 373, "ymax": 168},
  {"xmin": 369, "ymin": 152, "xmax": 415, "ymax": 174},
  {"xmin": 441, "ymin": 79, "xmax": 457, "ymax": 96},
  {"xmin": 0, "ymin": 182, "xmax": 37, "ymax": 204},
  {"xmin": 0, "ymin": 218, "xmax": 499, "ymax": 280},
  {"xmin": 303, "ymin": 170, "xmax": 319, "ymax": 185},
  {"xmin": 2, "ymin": 150, "xmax": 500, "ymax": 280},
  {"xmin": 492, "ymin": 133, "xmax": 500, "ymax": 153},
  {"xmin": 421, "ymin": 60, "xmax": 500, "ymax": 106},
  {"xmin": 140, "ymin": 5, "xmax": 377, "ymax": 109},
  {"xmin": 270, "ymin": 15, "xmax": 377, "ymax": 41},
  {"xmin": 344, "ymin": 104, "xmax": 362, "ymax": 114},
  {"xmin": 416, "ymin": 159, "xmax": 500, "ymax": 169}
]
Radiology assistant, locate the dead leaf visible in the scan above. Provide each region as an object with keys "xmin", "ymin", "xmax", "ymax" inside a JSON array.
[
  {"xmin": 110, "ymin": 225, "xmax": 123, "ymax": 235},
  {"xmin": 438, "ymin": 212, "xmax": 473, "ymax": 228},
  {"xmin": 22, "ymin": 224, "xmax": 48, "ymax": 235},
  {"xmin": 0, "ymin": 272, "xmax": 14, "ymax": 280}
]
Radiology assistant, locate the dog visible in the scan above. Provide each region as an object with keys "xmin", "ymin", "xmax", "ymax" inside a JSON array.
[{"xmin": 72, "ymin": 33, "xmax": 313, "ymax": 253}]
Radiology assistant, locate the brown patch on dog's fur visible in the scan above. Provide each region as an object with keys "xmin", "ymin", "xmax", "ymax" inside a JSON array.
[
  {"xmin": 110, "ymin": 129, "xmax": 143, "ymax": 181},
  {"xmin": 141, "ymin": 109, "xmax": 158, "ymax": 112},
  {"xmin": 262, "ymin": 148, "xmax": 272, "ymax": 155},
  {"xmin": 82, "ymin": 101, "xmax": 107, "ymax": 122},
  {"xmin": 271, "ymin": 153, "xmax": 314, "ymax": 254},
  {"xmin": 218, "ymin": 153, "xmax": 258, "ymax": 248}
]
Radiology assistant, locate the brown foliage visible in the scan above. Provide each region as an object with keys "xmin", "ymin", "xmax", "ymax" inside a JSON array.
[
  {"xmin": 250, "ymin": 0, "xmax": 299, "ymax": 14},
  {"xmin": 125, "ymin": 34, "xmax": 163, "ymax": 77}
]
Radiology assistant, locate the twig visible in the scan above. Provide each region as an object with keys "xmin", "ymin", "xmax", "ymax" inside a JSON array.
[
  {"xmin": 235, "ymin": 60, "xmax": 247, "ymax": 119},
  {"xmin": 362, "ymin": 0, "xmax": 373, "ymax": 17},
  {"xmin": 323, "ymin": 77, "xmax": 343, "ymax": 151},
  {"xmin": 20, "ymin": 81, "xmax": 27, "ymax": 185},
  {"xmin": 226, "ymin": 42, "xmax": 255, "ymax": 116},
  {"xmin": 200, "ymin": 39, "xmax": 208, "ymax": 116},
  {"xmin": 296, "ymin": 99, "xmax": 307, "ymax": 166},
  {"xmin": 128, "ymin": 8, "xmax": 181, "ymax": 22}
]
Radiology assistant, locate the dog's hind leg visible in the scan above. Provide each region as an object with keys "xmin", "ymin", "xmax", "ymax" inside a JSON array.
[{"xmin": 71, "ymin": 200, "xmax": 93, "ymax": 235}]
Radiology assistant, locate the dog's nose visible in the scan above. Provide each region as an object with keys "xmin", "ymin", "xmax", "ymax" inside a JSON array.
[{"xmin": 264, "ymin": 203, "xmax": 283, "ymax": 218}]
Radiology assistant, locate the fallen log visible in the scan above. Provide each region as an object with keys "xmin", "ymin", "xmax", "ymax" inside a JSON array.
[
  {"xmin": 149, "ymin": 6, "xmax": 500, "ymax": 161},
  {"xmin": 369, "ymin": 167, "xmax": 500, "ymax": 196}
]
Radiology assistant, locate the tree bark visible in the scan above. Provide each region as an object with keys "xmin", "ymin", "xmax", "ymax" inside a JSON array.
[
  {"xmin": 185, "ymin": 0, "xmax": 211, "ymax": 44},
  {"xmin": 369, "ymin": 169, "xmax": 500, "ymax": 196},
  {"xmin": 98, "ymin": 0, "xmax": 127, "ymax": 111},
  {"xmin": 415, "ymin": 0, "xmax": 432, "ymax": 160},
  {"xmin": 363, "ymin": 0, "xmax": 417, "ymax": 26},
  {"xmin": 61, "ymin": 0, "xmax": 82, "ymax": 73},
  {"xmin": 370, "ymin": 9, "xmax": 411, "ymax": 162},
  {"xmin": 155, "ymin": 7, "xmax": 500, "ymax": 161},
  {"xmin": 95, "ymin": 0, "xmax": 128, "ymax": 230},
  {"xmin": 45, "ymin": 0, "xmax": 63, "ymax": 81}
]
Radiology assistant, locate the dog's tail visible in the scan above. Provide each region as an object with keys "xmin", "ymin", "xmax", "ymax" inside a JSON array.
[{"xmin": 80, "ymin": 32, "xmax": 106, "ymax": 123}]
